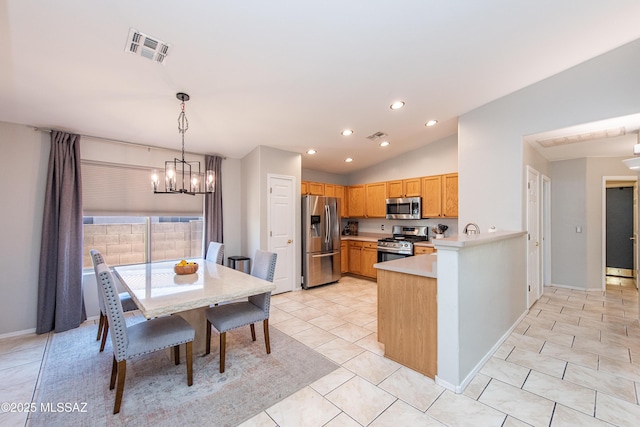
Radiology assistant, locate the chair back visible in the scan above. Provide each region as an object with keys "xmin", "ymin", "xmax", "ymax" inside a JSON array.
[
  {"xmin": 251, "ymin": 250, "xmax": 277, "ymax": 282},
  {"xmin": 206, "ymin": 241, "xmax": 224, "ymax": 264},
  {"xmin": 90, "ymin": 249, "xmax": 107, "ymax": 314},
  {"xmin": 96, "ymin": 263, "xmax": 129, "ymax": 361},
  {"xmin": 248, "ymin": 250, "xmax": 277, "ymax": 314}
]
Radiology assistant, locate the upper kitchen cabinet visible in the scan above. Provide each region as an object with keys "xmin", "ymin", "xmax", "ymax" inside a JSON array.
[
  {"xmin": 365, "ymin": 182, "xmax": 387, "ymax": 218},
  {"xmin": 442, "ymin": 173, "xmax": 458, "ymax": 217},
  {"xmin": 387, "ymin": 178, "xmax": 421, "ymax": 198},
  {"xmin": 335, "ymin": 185, "xmax": 348, "ymax": 218},
  {"xmin": 300, "ymin": 181, "xmax": 325, "ymax": 195},
  {"xmin": 301, "ymin": 181, "xmax": 308, "ymax": 195},
  {"xmin": 324, "ymin": 184, "xmax": 336, "ymax": 197},
  {"xmin": 421, "ymin": 173, "xmax": 458, "ymax": 218},
  {"xmin": 347, "ymin": 185, "xmax": 365, "ymax": 217}
]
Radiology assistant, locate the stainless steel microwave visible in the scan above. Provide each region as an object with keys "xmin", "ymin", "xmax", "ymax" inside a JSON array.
[{"xmin": 385, "ymin": 197, "xmax": 421, "ymax": 220}]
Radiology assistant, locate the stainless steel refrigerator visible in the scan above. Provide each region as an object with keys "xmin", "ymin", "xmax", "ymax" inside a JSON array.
[{"xmin": 302, "ymin": 195, "xmax": 341, "ymax": 289}]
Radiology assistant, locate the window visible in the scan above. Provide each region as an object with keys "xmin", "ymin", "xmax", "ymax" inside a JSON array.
[{"xmin": 83, "ymin": 216, "xmax": 203, "ymax": 268}]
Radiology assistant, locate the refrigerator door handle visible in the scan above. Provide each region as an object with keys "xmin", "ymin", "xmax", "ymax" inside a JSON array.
[
  {"xmin": 311, "ymin": 252, "xmax": 339, "ymax": 258},
  {"xmin": 325, "ymin": 204, "xmax": 330, "ymax": 244}
]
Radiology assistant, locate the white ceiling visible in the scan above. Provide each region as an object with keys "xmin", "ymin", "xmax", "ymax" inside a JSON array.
[{"xmin": 2, "ymin": 1, "xmax": 640, "ymax": 174}]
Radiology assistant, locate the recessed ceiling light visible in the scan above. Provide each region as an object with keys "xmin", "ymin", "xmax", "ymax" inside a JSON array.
[
  {"xmin": 344, "ymin": 157, "xmax": 353, "ymax": 163},
  {"xmin": 380, "ymin": 141, "xmax": 390, "ymax": 147},
  {"xmin": 306, "ymin": 149, "xmax": 317, "ymax": 155},
  {"xmin": 341, "ymin": 129, "xmax": 354, "ymax": 136},
  {"xmin": 390, "ymin": 101, "xmax": 405, "ymax": 110},
  {"xmin": 425, "ymin": 120, "xmax": 438, "ymax": 127}
]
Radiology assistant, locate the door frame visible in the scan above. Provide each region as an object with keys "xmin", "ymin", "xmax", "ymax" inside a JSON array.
[
  {"xmin": 601, "ymin": 176, "xmax": 638, "ymax": 291},
  {"xmin": 542, "ymin": 174, "xmax": 551, "ymax": 289},
  {"xmin": 526, "ymin": 165, "xmax": 542, "ymax": 308},
  {"xmin": 267, "ymin": 173, "xmax": 296, "ymax": 293}
]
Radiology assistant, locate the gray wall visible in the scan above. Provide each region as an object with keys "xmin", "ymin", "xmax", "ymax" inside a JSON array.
[
  {"xmin": 458, "ymin": 39, "xmax": 640, "ymax": 235},
  {"xmin": 0, "ymin": 122, "xmax": 48, "ymax": 335}
]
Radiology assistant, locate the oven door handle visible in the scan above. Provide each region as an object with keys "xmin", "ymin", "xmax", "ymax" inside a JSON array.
[{"xmin": 312, "ymin": 252, "xmax": 339, "ymax": 258}]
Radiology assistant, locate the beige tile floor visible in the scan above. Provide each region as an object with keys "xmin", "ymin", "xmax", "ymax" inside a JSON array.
[{"xmin": 1, "ymin": 275, "xmax": 639, "ymax": 426}]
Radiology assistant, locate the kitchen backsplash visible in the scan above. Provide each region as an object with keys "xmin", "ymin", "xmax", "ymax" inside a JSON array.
[{"xmin": 342, "ymin": 217, "xmax": 458, "ymax": 238}]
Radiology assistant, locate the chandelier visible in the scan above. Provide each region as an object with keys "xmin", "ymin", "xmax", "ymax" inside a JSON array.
[{"xmin": 151, "ymin": 92, "xmax": 214, "ymax": 195}]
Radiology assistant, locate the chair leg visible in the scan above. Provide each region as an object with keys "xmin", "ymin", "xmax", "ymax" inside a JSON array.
[
  {"xmin": 113, "ymin": 360, "xmax": 126, "ymax": 414},
  {"xmin": 100, "ymin": 319, "xmax": 110, "ymax": 352},
  {"xmin": 110, "ymin": 356, "xmax": 118, "ymax": 390},
  {"xmin": 186, "ymin": 341, "xmax": 193, "ymax": 386},
  {"xmin": 173, "ymin": 345, "xmax": 180, "ymax": 365},
  {"xmin": 263, "ymin": 319, "xmax": 271, "ymax": 354},
  {"xmin": 219, "ymin": 332, "xmax": 226, "ymax": 373},
  {"xmin": 250, "ymin": 323, "xmax": 256, "ymax": 341},
  {"xmin": 97, "ymin": 313, "xmax": 105, "ymax": 341},
  {"xmin": 205, "ymin": 319, "xmax": 212, "ymax": 355}
]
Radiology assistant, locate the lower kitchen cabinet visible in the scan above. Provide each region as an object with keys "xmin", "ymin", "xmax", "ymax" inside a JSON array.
[
  {"xmin": 346, "ymin": 241, "xmax": 377, "ymax": 279},
  {"xmin": 340, "ymin": 241, "xmax": 348, "ymax": 274},
  {"xmin": 414, "ymin": 246, "xmax": 436, "ymax": 255}
]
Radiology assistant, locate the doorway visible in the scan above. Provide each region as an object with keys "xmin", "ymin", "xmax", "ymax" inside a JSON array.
[{"xmin": 602, "ymin": 177, "xmax": 638, "ymax": 290}]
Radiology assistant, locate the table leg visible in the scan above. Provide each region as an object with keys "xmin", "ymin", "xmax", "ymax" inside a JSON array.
[{"xmin": 163, "ymin": 306, "xmax": 209, "ymax": 360}]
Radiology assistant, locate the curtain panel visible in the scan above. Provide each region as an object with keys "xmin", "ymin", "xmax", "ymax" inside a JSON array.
[
  {"xmin": 203, "ymin": 155, "xmax": 223, "ymax": 257},
  {"xmin": 37, "ymin": 131, "xmax": 86, "ymax": 333}
]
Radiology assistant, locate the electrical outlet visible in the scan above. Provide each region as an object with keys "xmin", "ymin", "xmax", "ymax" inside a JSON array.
[{"xmin": 381, "ymin": 224, "xmax": 385, "ymax": 231}]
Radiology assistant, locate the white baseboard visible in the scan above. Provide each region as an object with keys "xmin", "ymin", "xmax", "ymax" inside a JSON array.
[
  {"xmin": 441, "ymin": 309, "xmax": 529, "ymax": 394},
  {"xmin": 546, "ymin": 283, "xmax": 603, "ymax": 292},
  {"xmin": 0, "ymin": 328, "xmax": 37, "ymax": 340}
]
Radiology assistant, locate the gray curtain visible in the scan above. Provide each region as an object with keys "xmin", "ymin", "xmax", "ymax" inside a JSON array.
[
  {"xmin": 204, "ymin": 155, "xmax": 223, "ymax": 256},
  {"xmin": 36, "ymin": 131, "xmax": 85, "ymax": 334}
]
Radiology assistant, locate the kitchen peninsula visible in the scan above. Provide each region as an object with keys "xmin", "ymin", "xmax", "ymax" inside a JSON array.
[{"xmin": 374, "ymin": 230, "xmax": 527, "ymax": 393}]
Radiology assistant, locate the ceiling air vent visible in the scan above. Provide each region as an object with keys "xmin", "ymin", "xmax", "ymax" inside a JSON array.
[
  {"xmin": 125, "ymin": 28, "xmax": 170, "ymax": 64},
  {"xmin": 366, "ymin": 131, "xmax": 387, "ymax": 141}
]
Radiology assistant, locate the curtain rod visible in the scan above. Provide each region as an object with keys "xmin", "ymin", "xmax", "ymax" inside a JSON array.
[{"xmin": 33, "ymin": 127, "xmax": 227, "ymax": 159}]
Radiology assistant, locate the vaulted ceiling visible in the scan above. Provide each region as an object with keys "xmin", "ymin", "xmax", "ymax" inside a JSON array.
[{"xmin": 2, "ymin": 1, "xmax": 640, "ymax": 173}]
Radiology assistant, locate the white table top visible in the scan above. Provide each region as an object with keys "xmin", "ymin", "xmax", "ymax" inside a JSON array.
[{"xmin": 113, "ymin": 258, "xmax": 276, "ymax": 319}]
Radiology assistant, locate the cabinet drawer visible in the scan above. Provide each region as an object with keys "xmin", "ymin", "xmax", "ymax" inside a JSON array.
[{"xmin": 362, "ymin": 241, "xmax": 377, "ymax": 249}]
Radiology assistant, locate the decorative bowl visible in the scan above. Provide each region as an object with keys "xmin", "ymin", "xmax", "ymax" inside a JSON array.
[{"xmin": 174, "ymin": 263, "xmax": 199, "ymax": 275}]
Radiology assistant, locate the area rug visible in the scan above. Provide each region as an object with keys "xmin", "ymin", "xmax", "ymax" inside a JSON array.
[{"xmin": 31, "ymin": 318, "xmax": 338, "ymax": 427}]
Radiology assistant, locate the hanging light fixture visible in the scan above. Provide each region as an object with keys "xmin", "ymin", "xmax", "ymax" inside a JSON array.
[{"xmin": 151, "ymin": 92, "xmax": 214, "ymax": 195}]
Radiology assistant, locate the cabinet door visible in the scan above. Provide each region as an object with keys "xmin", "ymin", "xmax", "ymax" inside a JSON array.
[
  {"xmin": 442, "ymin": 173, "xmax": 458, "ymax": 217},
  {"xmin": 421, "ymin": 175, "xmax": 442, "ymax": 218},
  {"xmin": 362, "ymin": 246, "xmax": 378, "ymax": 279},
  {"xmin": 340, "ymin": 241, "xmax": 348, "ymax": 273},
  {"xmin": 347, "ymin": 185, "xmax": 365, "ymax": 217},
  {"xmin": 387, "ymin": 180, "xmax": 404, "ymax": 198},
  {"xmin": 324, "ymin": 184, "xmax": 336, "ymax": 197},
  {"xmin": 365, "ymin": 182, "xmax": 387, "ymax": 218},
  {"xmin": 335, "ymin": 185, "xmax": 348, "ymax": 218},
  {"xmin": 301, "ymin": 181, "xmax": 308, "ymax": 195},
  {"xmin": 348, "ymin": 242, "xmax": 362, "ymax": 274},
  {"xmin": 414, "ymin": 246, "xmax": 435, "ymax": 255},
  {"xmin": 308, "ymin": 182, "xmax": 325, "ymax": 196},
  {"xmin": 404, "ymin": 178, "xmax": 422, "ymax": 197}
]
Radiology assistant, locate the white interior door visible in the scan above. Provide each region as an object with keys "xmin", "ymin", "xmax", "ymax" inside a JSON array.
[
  {"xmin": 268, "ymin": 174, "xmax": 295, "ymax": 294},
  {"xmin": 526, "ymin": 166, "xmax": 541, "ymax": 308}
]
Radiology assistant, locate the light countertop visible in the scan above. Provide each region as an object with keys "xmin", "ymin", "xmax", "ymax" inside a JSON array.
[{"xmin": 374, "ymin": 253, "xmax": 437, "ymax": 278}]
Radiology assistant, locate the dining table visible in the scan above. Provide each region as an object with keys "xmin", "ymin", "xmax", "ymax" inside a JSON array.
[{"xmin": 113, "ymin": 258, "xmax": 276, "ymax": 356}]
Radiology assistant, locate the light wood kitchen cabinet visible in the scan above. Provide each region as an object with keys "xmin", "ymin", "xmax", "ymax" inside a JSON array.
[
  {"xmin": 361, "ymin": 243, "xmax": 378, "ymax": 278},
  {"xmin": 388, "ymin": 178, "xmax": 421, "ymax": 198},
  {"xmin": 335, "ymin": 185, "xmax": 348, "ymax": 218},
  {"xmin": 442, "ymin": 173, "xmax": 458, "ymax": 217},
  {"xmin": 414, "ymin": 246, "xmax": 436, "ymax": 255},
  {"xmin": 348, "ymin": 241, "xmax": 363, "ymax": 274},
  {"xmin": 346, "ymin": 240, "xmax": 377, "ymax": 278},
  {"xmin": 420, "ymin": 173, "xmax": 458, "ymax": 218},
  {"xmin": 301, "ymin": 181, "xmax": 308, "ymax": 195},
  {"xmin": 340, "ymin": 241, "xmax": 348, "ymax": 274},
  {"xmin": 365, "ymin": 182, "xmax": 387, "ymax": 218},
  {"xmin": 324, "ymin": 184, "xmax": 336, "ymax": 197},
  {"xmin": 421, "ymin": 175, "xmax": 442, "ymax": 217},
  {"xmin": 347, "ymin": 185, "xmax": 365, "ymax": 217},
  {"xmin": 308, "ymin": 182, "xmax": 325, "ymax": 196}
]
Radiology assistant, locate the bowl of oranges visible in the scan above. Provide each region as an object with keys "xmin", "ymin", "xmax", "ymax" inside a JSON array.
[{"xmin": 174, "ymin": 260, "xmax": 199, "ymax": 275}]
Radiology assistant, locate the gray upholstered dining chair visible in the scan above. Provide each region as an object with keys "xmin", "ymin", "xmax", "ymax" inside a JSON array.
[
  {"xmin": 205, "ymin": 250, "xmax": 277, "ymax": 373},
  {"xmin": 90, "ymin": 249, "xmax": 138, "ymax": 352},
  {"xmin": 205, "ymin": 241, "xmax": 224, "ymax": 265},
  {"xmin": 95, "ymin": 263, "xmax": 195, "ymax": 414}
]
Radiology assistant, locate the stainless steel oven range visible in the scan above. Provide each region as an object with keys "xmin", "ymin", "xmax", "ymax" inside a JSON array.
[{"xmin": 377, "ymin": 225, "xmax": 429, "ymax": 262}]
